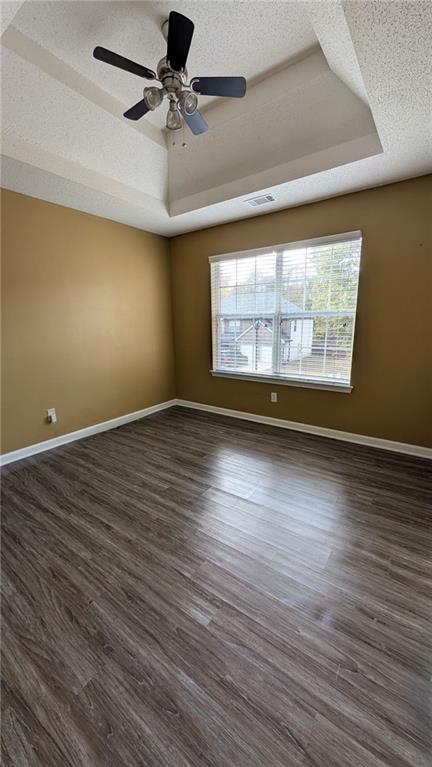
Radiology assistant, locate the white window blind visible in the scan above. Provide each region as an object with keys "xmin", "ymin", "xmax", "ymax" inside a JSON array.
[{"xmin": 210, "ymin": 232, "xmax": 362, "ymax": 388}]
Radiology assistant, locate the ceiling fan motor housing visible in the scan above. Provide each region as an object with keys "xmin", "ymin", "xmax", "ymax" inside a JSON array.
[{"xmin": 157, "ymin": 57, "xmax": 187, "ymax": 95}]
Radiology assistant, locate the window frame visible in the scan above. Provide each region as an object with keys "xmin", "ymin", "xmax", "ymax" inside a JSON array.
[{"xmin": 209, "ymin": 231, "xmax": 362, "ymax": 393}]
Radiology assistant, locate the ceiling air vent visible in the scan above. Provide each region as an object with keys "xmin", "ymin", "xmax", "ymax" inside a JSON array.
[{"xmin": 245, "ymin": 194, "xmax": 276, "ymax": 207}]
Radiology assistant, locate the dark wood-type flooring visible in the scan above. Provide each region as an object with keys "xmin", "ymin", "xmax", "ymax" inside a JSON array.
[{"xmin": 1, "ymin": 406, "xmax": 431, "ymax": 766}]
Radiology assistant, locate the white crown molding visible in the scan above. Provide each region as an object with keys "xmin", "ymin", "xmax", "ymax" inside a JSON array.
[
  {"xmin": 0, "ymin": 400, "xmax": 177, "ymax": 466},
  {"xmin": 176, "ymin": 400, "xmax": 432, "ymax": 460},
  {"xmin": 1, "ymin": 398, "xmax": 430, "ymax": 467}
]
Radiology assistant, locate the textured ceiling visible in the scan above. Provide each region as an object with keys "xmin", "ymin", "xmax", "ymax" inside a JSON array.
[
  {"xmin": 8, "ymin": 0, "xmax": 317, "ymax": 128},
  {"xmin": 1, "ymin": 0, "xmax": 431, "ymax": 236},
  {"xmin": 168, "ymin": 49, "xmax": 382, "ymax": 215}
]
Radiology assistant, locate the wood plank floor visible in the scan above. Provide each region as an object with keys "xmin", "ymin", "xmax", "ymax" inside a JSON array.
[{"xmin": 1, "ymin": 406, "xmax": 431, "ymax": 767}]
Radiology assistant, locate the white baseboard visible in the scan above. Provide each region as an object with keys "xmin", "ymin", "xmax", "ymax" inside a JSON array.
[
  {"xmin": 0, "ymin": 399, "xmax": 177, "ymax": 466},
  {"xmin": 2, "ymin": 397, "xmax": 430, "ymax": 465},
  {"xmin": 176, "ymin": 399, "xmax": 432, "ymax": 460}
]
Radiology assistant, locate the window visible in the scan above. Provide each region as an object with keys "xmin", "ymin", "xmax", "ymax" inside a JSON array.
[{"xmin": 210, "ymin": 231, "xmax": 362, "ymax": 391}]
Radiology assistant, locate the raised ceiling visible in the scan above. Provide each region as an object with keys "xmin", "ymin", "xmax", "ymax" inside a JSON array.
[
  {"xmin": 1, "ymin": 0, "xmax": 431, "ymax": 236},
  {"xmin": 6, "ymin": 1, "xmax": 318, "ymax": 128}
]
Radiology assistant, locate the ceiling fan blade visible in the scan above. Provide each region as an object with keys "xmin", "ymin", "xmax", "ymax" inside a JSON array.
[
  {"xmin": 93, "ymin": 46, "xmax": 155, "ymax": 80},
  {"xmin": 123, "ymin": 99, "xmax": 150, "ymax": 121},
  {"xmin": 192, "ymin": 77, "xmax": 246, "ymax": 98},
  {"xmin": 167, "ymin": 11, "xmax": 194, "ymax": 72},
  {"xmin": 179, "ymin": 105, "xmax": 208, "ymax": 135}
]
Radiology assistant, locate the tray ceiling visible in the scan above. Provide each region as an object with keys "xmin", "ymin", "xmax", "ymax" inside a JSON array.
[
  {"xmin": 1, "ymin": 0, "xmax": 431, "ymax": 236},
  {"xmin": 8, "ymin": 0, "xmax": 318, "ymax": 129}
]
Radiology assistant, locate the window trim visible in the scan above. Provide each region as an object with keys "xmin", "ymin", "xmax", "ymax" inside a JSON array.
[
  {"xmin": 209, "ymin": 230, "xmax": 362, "ymax": 391},
  {"xmin": 209, "ymin": 369, "xmax": 353, "ymax": 393},
  {"xmin": 208, "ymin": 230, "xmax": 362, "ymax": 263}
]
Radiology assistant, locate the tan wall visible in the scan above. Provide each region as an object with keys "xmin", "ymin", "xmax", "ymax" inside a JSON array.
[
  {"xmin": 2, "ymin": 177, "xmax": 431, "ymax": 455},
  {"xmin": 1, "ymin": 189, "xmax": 176, "ymax": 454},
  {"xmin": 170, "ymin": 176, "xmax": 432, "ymax": 448}
]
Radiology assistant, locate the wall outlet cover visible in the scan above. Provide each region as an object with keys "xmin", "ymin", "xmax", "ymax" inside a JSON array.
[{"xmin": 47, "ymin": 408, "xmax": 57, "ymax": 423}]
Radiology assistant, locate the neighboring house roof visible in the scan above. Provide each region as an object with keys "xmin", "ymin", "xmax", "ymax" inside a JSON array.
[
  {"xmin": 236, "ymin": 320, "xmax": 273, "ymax": 343},
  {"xmin": 220, "ymin": 292, "xmax": 302, "ymax": 315},
  {"xmin": 220, "ymin": 313, "xmax": 314, "ymax": 348}
]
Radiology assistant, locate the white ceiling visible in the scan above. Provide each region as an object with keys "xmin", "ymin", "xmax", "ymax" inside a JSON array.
[
  {"xmin": 1, "ymin": 0, "xmax": 431, "ymax": 236},
  {"xmin": 6, "ymin": 1, "xmax": 318, "ymax": 129}
]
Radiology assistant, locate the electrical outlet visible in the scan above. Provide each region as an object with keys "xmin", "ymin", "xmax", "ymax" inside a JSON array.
[
  {"xmin": 270, "ymin": 392, "xmax": 278, "ymax": 403},
  {"xmin": 47, "ymin": 408, "xmax": 57, "ymax": 424}
]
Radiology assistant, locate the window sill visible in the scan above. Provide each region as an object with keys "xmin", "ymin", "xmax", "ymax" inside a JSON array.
[{"xmin": 210, "ymin": 369, "xmax": 353, "ymax": 393}]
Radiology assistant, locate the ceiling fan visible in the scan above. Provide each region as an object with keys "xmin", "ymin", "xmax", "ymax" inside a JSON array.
[{"xmin": 93, "ymin": 10, "xmax": 247, "ymax": 136}]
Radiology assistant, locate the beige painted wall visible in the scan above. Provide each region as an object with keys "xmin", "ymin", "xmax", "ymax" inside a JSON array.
[
  {"xmin": 170, "ymin": 176, "xmax": 432, "ymax": 448},
  {"xmin": 2, "ymin": 177, "xmax": 431, "ymax": 455},
  {"xmin": 1, "ymin": 189, "xmax": 175, "ymax": 454}
]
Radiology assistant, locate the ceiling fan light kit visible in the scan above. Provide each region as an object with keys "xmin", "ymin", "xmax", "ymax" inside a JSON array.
[
  {"xmin": 143, "ymin": 86, "xmax": 163, "ymax": 111},
  {"xmin": 166, "ymin": 100, "xmax": 182, "ymax": 131},
  {"xmin": 93, "ymin": 10, "xmax": 247, "ymax": 136},
  {"xmin": 178, "ymin": 90, "xmax": 198, "ymax": 116}
]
